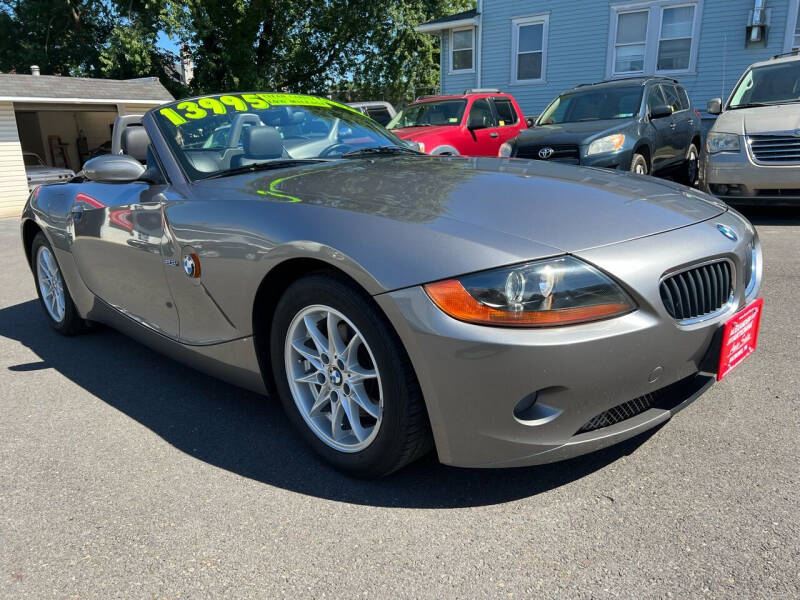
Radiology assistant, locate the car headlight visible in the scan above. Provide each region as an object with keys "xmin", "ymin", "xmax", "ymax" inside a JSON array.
[
  {"xmin": 706, "ymin": 132, "xmax": 740, "ymax": 154},
  {"xmin": 424, "ymin": 256, "xmax": 636, "ymax": 327},
  {"xmin": 498, "ymin": 142, "xmax": 513, "ymax": 157},
  {"xmin": 415, "ymin": 141, "xmax": 425, "ymax": 153},
  {"xmin": 587, "ymin": 134, "xmax": 626, "ymax": 156}
]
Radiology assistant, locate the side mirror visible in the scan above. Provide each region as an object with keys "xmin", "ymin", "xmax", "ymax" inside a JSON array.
[
  {"xmin": 707, "ymin": 98, "xmax": 722, "ymax": 115},
  {"xmin": 649, "ymin": 104, "xmax": 673, "ymax": 120},
  {"xmin": 83, "ymin": 154, "xmax": 145, "ymax": 183},
  {"xmin": 467, "ymin": 114, "xmax": 488, "ymax": 130},
  {"xmin": 525, "ymin": 116, "xmax": 537, "ymax": 127}
]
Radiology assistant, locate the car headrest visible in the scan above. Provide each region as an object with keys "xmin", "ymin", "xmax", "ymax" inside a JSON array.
[
  {"xmin": 121, "ymin": 127, "xmax": 150, "ymax": 163},
  {"xmin": 242, "ymin": 126, "xmax": 283, "ymax": 159}
]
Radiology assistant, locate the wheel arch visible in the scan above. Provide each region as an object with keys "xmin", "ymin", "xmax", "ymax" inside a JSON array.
[
  {"xmin": 251, "ymin": 257, "xmax": 422, "ymax": 405},
  {"xmin": 21, "ymin": 218, "xmax": 44, "ymax": 269},
  {"xmin": 632, "ymin": 142, "xmax": 651, "ymax": 169},
  {"xmin": 430, "ymin": 144, "xmax": 460, "ymax": 156},
  {"xmin": 689, "ymin": 134, "xmax": 702, "ymax": 156}
]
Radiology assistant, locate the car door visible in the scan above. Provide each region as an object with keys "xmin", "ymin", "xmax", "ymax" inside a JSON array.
[
  {"xmin": 70, "ymin": 158, "xmax": 179, "ymax": 337},
  {"xmin": 490, "ymin": 97, "xmax": 523, "ymax": 147},
  {"xmin": 464, "ymin": 98, "xmax": 502, "ymax": 156},
  {"xmin": 661, "ymin": 83, "xmax": 691, "ymax": 165},
  {"xmin": 645, "ymin": 84, "xmax": 675, "ymax": 173}
]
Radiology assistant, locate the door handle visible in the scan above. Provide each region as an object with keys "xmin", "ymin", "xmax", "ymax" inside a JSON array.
[
  {"xmin": 70, "ymin": 205, "xmax": 84, "ymax": 220},
  {"xmin": 489, "ymin": 132, "xmax": 499, "ymax": 138},
  {"xmin": 669, "ymin": 122, "xmax": 677, "ymax": 129}
]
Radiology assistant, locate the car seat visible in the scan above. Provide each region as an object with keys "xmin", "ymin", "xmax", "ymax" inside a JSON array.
[{"xmin": 230, "ymin": 126, "xmax": 284, "ymax": 167}]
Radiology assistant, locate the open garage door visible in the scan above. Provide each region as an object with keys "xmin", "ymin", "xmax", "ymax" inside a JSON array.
[{"xmin": 14, "ymin": 103, "xmax": 119, "ymax": 172}]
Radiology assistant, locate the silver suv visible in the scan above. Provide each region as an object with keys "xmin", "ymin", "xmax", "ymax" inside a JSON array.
[{"xmin": 703, "ymin": 53, "xmax": 800, "ymax": 205}]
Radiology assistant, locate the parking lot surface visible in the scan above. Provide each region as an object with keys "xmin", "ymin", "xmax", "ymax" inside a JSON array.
[{"xmin": 1, "ymin": 211, "xmax": 798, "ymax": 599}]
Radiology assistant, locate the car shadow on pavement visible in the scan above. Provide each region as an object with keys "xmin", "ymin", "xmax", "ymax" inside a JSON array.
[{"xmin": 1, "ymin": 299, "xmax": 660, "ymax": 509}]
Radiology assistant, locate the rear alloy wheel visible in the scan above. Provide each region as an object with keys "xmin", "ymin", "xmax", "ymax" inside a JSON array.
[
  {"xmin": 680, "ymin": 143, "xmax": 700, "ymax": 187},
  {"xmin": 31, "ymin": 232, "xmax": 87, "ymax": 335},
  {"xmin": 271, "ymin": 274, "xmax": 431, "ymax": 477},
  {"xmin": 630, "ymin": 153, "xmax": 649, "ymax": 175}
]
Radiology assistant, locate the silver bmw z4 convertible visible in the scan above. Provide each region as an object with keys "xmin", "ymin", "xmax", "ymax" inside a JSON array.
[{"xmin": 21, "ymin": 93, "xmax": 764, "ymax": 477}]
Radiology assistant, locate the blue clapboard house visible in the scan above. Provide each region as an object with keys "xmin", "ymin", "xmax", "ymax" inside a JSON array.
[{"xmin": 417, "ymin": 0, "xmax": 800, "ymax": 125}]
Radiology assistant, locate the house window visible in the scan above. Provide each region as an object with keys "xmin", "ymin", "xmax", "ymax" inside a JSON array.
[
  {"xmin": 793, "ymin": 3, "xmax": 800, "ymax": 51},
  {"xmin": 512, "ymin": 15, "xmax": 549, "ymax": 83},
  {"xmin": 609, "ymin": 1, "xmax": 700, "ymax": 77},
  {"xmin": 614, "ymin": 11, "xmax": 649, "ymax": 73},
  {"xmin": 451, "ymin": 27, "xmax": 474, "ymax": 72},
  {"xmin": 657, "ymin": 5, "xmax": 695, "ymax": 70}
]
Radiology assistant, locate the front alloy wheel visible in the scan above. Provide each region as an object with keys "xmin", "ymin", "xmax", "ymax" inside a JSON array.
[
  {"xmin": 270, "ymin": 274, "xmax": 432, "ymax": 477},
  {"xmin": 285, "ymin": 305, "xmax": 383, "ymax": 452}
]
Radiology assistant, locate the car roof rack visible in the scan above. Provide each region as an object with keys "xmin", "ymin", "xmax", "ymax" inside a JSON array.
[
  {"xmin": 463, "ymin": 88, "xmax": 502, "ymax": 94},
  {"xmin": 415, "ymin": 95, "xmax": 439, "ymax": 101},
  {"xmin": 574, "ymin": 75, "xmax": 678, "ymax": 88},
  {"xmin": 772, "ymin": 50, "xmax": 800, "ymax": 59}
]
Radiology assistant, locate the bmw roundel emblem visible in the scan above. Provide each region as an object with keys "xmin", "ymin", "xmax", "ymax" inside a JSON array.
[
  {"xmin": 183, "ymin": 253, "xmax": 200, "ymax": 278},
  {"xmin": 716, "ymin": 224, "xmax": 738, "ymax": 242},
  {"xmin": 538, "ymin": 147, "xmax": 554, "ymax": 160}
]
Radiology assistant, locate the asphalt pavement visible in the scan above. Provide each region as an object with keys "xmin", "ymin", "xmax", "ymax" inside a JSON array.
[{"xmin": 0, "ymin": 209, "xmax": 798, "ymax": 599}]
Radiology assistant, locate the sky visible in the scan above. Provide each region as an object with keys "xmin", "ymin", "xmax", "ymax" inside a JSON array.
[{"xmin": 157, "ymin": 31, "xmax": 181, "ymax": 54}]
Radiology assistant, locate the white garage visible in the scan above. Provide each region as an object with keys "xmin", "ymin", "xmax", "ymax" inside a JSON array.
[{"xmin": 0, "ymin": 71, "xmax": 173, "ymax": 219}]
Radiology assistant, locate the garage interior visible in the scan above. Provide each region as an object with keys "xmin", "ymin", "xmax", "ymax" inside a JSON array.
[{"xmin": 15, "ymin": 104, "xmax": 118, "ymax": 171}]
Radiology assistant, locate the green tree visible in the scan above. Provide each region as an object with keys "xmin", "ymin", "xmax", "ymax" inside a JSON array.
[
  {"xmin": 99, "ymin": 1, "xmax": 189, "ymax": 96},
  {"xmin": 181, "ymin": 0, "xmax": 474, "ymax": 102},
  {"xmin": 0, "ymin": 0, "xmax": 112, "ymax": 76},
  {"xmin": 349, "ymin": 0, "xmax": 474, "ymax": 105}
]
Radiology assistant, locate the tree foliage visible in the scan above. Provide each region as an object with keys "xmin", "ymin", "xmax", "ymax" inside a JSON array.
[{"xmin": 0, "ymin": 0, "xmax": 474, "ymax": 103}]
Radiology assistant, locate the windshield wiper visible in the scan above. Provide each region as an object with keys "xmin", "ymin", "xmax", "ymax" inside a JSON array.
[
  {"xmin": 199, "ymin": 159, "xmax": 329, "ymax": 180},
  {"xmin": 341, "ymin": 145, "xmax": 423, "ymax": 158}
]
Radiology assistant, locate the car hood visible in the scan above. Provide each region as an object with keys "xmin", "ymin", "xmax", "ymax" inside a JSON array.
[
  {"xmin": 216, "ymin": 156, "xmax": 725, "ymax": 255},
  {"xmin": 517, "ymin": 119, "xmax": 630, "ymax": 146},
  {"xmin": 713, "ymin": 103, "xmax": 800, "ymax": 135},
  {"xmin": 390, "ymin": 125, "xmax": 459, "ymax": 140}
]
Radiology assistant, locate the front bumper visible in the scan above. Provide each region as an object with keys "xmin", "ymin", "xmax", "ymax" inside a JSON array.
[
  {"xmin": 703, "ymin": 147, "xmax": 800, "ymax": 205},
  {"xmin": 376, "ymin": 210, "xmax": 758, "ymax": 468},
  {"xmin": 580, "ymin": 148, "xmax": 634, "ymax": 170}
]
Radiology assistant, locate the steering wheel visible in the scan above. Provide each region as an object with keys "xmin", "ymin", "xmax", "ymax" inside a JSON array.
[{"xmin": 319, "ymin": 143, "xmax": 354, "ymax": 158}]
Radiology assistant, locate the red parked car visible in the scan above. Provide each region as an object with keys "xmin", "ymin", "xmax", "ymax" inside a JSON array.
[{"xmin": 387, "ymin": 89, "xmax": 527, "ymax": 156}]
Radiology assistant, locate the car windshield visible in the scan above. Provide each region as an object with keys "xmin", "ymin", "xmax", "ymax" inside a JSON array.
[
  {"xmin": 23, "ymin": 154, "xmax": 43, "ymax": 167},
  {"xmin": 728, "ymin": 61, "xmax": 800, "ymax": 108},
  {"xmin": 152, "ymin": 93, "xmax": 409, "ymax": 181},
  {"xmin": 537, "ymin": 87, "xmax": 643, "ymax": 125},
  {"xmin": 387, "ymin": 100, "xmax": 467, "ymax": 129}
]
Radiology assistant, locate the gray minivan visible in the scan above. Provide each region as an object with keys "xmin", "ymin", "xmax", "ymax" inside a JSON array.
[{"xmin": 704, "ymin": 53, "xmax": 800, "ymax": 205}]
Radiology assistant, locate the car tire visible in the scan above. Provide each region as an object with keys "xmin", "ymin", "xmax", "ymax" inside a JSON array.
[
  {"xmin": 31, "ymin": 232, "xmax": 87, "ymax": 336},
  {"xmin": 630, "ymin": 153, "xmax": 649, "ymax": 175},
  {"xmin": 679, "ymin": 143, "xmax": 700, "ymax": 187},
  {"xmin": 270, "ymin": 273, "xmax": 432, "ymax": 477}
]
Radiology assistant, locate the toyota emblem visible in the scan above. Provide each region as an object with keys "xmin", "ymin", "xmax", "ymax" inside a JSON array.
[{"xmin": 538, "ymin": 147, "xmax": 554, "ymax": 160}]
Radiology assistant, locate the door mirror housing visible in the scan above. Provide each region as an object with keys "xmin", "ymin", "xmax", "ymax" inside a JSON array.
[
  {"xmin": 649, "ymin": 104, "xmax": 673, "ymax": 120},
  {"xmin": 83, "ymin": 154, "xmax": 146, "ymax": 183},
  {"xmin": 707, "ymin": 98, "xmax": 723, "ymax": 115}
]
